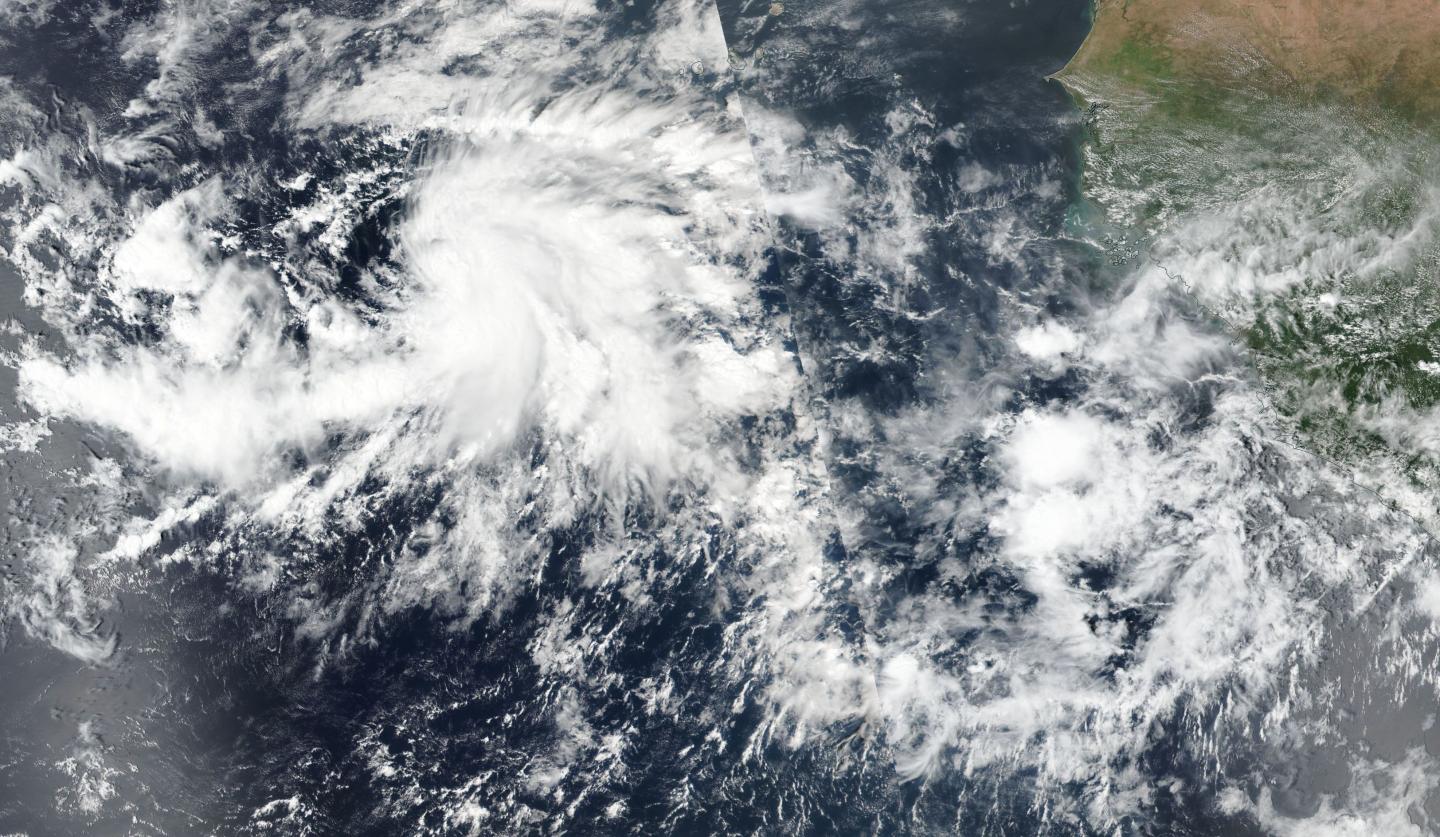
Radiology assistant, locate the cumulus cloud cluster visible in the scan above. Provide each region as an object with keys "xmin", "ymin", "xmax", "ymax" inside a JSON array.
[
  {"xmin": 3, "ymin": 0, "xmax": 1439, "ymax": 832},
  {"xmin": 21, "ymin": 80, "xmax": 786, "ymax": 497}
]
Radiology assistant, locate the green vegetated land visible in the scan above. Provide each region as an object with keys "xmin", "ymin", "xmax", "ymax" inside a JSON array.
[{"xmin": 1058, "ymin": 0, "xmax": 1440, "ymax": 493}]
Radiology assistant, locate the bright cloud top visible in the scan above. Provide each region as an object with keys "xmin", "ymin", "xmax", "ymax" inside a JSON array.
[{"xmin": 19, "ymin": 81, "xmax": 787, "ymax": 499}]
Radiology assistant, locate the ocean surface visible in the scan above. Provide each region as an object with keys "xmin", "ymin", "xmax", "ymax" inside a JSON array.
[{"xmin": 2, "ymin": 0, "xmax": 1438, "ymax": 834}]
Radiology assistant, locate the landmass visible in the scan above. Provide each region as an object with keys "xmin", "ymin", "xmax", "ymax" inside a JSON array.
[
  {"xmin": 1058, "ymin": 0, "xmax": 1440, "ymax": 119},
  {"xmin": 1055, "ymin": 0, "xmax": 1440, "ymax": 522}
]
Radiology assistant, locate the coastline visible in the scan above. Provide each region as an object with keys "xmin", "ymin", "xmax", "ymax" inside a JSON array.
[{"xmin": 1044, "ymin": 0, "xmax": 1099, "ymax": 85}]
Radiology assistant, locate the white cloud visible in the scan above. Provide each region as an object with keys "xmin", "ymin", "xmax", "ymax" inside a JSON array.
[
  {"xmin": 20, "ymin": 73, "xmax": 788, "ymax": 498},
  {"xmin": 1015, "ymin": 319, "xmax": 1083, "ymax": 368},
  {"xmin": 8, "ymin": 537, "xmax": 116, "ymax": 664},
  {"xmin": 1002, "ymin": 409, "xmax": 1107, "ymax": 491}
]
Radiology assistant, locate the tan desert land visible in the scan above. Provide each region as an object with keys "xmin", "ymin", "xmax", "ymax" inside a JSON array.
[{"xmin": 1059, "ymin": 0, "xmax": 1440, "ymax": 118}]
